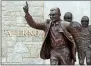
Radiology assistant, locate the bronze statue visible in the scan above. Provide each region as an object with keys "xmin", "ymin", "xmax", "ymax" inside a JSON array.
[
  {"xmin": 23, "ymin": 2, "xmax": 79, "ymax": 65},
  {"xmin": 64, "ymin": 12, "xmax": 81, "ymax": 64},
  {"xmin": 77, "ymin": 16, "xmax": 91, "ymax": 65}
]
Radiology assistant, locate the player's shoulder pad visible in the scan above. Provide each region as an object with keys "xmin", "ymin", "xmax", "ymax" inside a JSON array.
[{"xmin": 61, "ymin": 20, "xmax": 70, "ymax": 27}]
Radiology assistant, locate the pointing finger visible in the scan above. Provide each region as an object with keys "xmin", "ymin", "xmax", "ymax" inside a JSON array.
[{"xmin": 26, "ymin": 1, "xmax": 28, "ymax": 7}]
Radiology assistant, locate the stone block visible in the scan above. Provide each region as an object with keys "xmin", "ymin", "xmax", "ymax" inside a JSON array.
[
  {"xmin": 13, "ymin": 42, "xmax": 29, "ymax": 53},
  {"xmin": 7, "ymin": 52, "xmax": 22, "ymax": 62},
  {"xmin": 2, "ymin": 57, "xmax": 6, "ymax": 62},
  {"xmin": 7, "ymin": 48, "xmax": 14, "ymax": 53}
]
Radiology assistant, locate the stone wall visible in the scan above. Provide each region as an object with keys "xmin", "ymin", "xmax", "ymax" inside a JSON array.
[{"xmin": 2, "ymin": 1, "xmax": 45, "ymax": 64}]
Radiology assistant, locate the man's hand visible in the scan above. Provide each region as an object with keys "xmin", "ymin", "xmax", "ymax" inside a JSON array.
[{"xmin": 23, "ymin": 2, "xmax": 29, "ymax": 13}]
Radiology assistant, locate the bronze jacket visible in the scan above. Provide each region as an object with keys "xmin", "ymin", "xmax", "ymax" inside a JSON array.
[{"xmin": 25, "ymin": 12, "xmax": 79, "ymax": 61}]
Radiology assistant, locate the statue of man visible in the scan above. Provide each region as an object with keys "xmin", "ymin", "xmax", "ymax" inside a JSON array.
[
  {"xmin": 78, "ymin": 16, "xmax": 91, "ymax": 65},
  {"xmin": 23, "ymin": 2, "xmax": 79, "ymax": 65},
  {"xmin": 64, "ymin": 12, "xmax": 81, "ymax": 64}
]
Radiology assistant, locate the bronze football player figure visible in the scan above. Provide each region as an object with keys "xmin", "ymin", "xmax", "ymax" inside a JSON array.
[
  {"xmin": 64, "ymin": 12, "xmax": 81, "ymax": 64},
  {"xmin": 77, "ymin": 16, "xmax": 91, "ymax": 65}
]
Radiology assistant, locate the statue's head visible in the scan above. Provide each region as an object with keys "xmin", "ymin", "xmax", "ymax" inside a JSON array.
[
  {"xmin": 81, "ymin": 16, "xmax": 89, "ymax": 27},
  {"xmin": 64, "ymin": 12, "xmax": 72, "ymax": 22},
  {"xmin": 49, "ymin": 7, "xmax": 61, "ymax": 22}
]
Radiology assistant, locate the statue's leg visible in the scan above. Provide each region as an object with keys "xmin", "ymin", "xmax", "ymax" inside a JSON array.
[
  {"xmin": 50, "ymin": 50, "xmax": 59, "ymax": 65},
  {"xmin": 50, "ymin": 58, "xmax": 58, "ymax": 65},
  {"xmin": 79, "ymin": 54, "xmax": 85, "ymax": 65},
  {"xmin": 78, "ymin": 49, "xmax": 85, "ymax": 65},
  {"xmin": 79, "ymin": 59, "xmax": 85, "ymax": 65},
  {"xmin": 58, "ymin": 47, "xmax": 71, "ymax": 65},
  {"xmin": 86, "ymin": 50, "xmax": 91, "ymax": 65}
]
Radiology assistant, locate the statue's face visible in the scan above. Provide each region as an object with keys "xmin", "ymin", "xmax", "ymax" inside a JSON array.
[
  {"xmin": 64, "ymin": 16, "xmax": 72, "ymax": 22},
  {"xmin": 81, "ymin": 16, "xmax": 89, "ymax": 27},
  {"xmin": 64, "ymin": 12, "xmax": 72, "ymax": 22},
  {"xmin": 49, "ymin": 10, "xmax": 60, "ymax": 22}
]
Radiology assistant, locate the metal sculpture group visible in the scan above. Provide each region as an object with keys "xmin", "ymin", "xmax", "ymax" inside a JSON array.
[{"xmin": 23, "ymin": 2, "xmax": 91, "ymax": 65}]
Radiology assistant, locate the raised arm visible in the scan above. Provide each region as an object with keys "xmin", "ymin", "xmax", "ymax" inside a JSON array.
[{"xmin": 23, "ymin": 2, "xmax": 46, "ymax": 30}]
